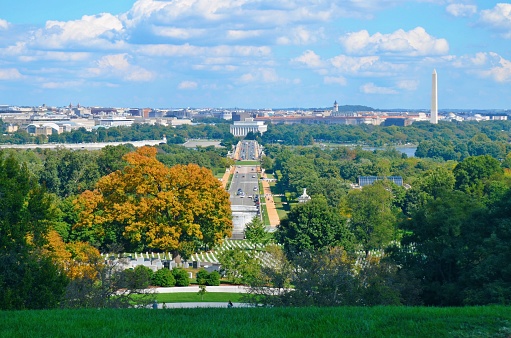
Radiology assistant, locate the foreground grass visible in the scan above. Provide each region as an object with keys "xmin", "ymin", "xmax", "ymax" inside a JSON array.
[{"xmin": 1, "ymin": 306, "xmax": 509, "ymax": 338}]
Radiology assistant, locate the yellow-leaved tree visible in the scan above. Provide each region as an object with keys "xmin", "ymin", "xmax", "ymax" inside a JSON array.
[
  {"xmin": 74, "ymin": 146, "xmax": 232, "ymax": 257},
  {"xmin": 44, "ymin": 230, "xmax": 102, "ymax": 280}
]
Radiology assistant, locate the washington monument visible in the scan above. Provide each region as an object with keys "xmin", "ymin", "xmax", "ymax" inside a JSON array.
[{"xmin": 431, "ymin": 69, "xmax": 438, "ymax": 124}]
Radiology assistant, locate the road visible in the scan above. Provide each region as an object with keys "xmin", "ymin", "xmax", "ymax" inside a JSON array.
[
  {"xmin": 234, "ymin": 140, "xmax": 261, "ymax": 161},
  {"xmin": 229, "ymin": 165, "xmax": 260, "ymax": 207}
]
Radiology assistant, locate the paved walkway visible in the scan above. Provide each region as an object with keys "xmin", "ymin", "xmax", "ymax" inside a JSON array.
[{"xmin": 220, "ymin": 166, "xmax": 234, "ymax": 189}]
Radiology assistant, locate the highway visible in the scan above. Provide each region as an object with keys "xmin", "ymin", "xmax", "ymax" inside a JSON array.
[
  {"xmin": 229, "ymin": 165, "xmax": 260, "ymax": 208},
  {"xmin": 229, "ymin": 140, "xmax": 262, "ymax": 238}
]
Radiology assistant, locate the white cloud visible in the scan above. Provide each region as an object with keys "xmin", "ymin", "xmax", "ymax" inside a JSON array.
[
  {"xmin": 42, "ymin": 80, "xmax": 84, "ymax": 89},
  {"xmin": 330, "ymin": 55, "xmax": 379, "ymax": 72},
  {"xmin": 238, "ymin": 68, "xmax": 279, "ymax": 83},
  {"xmin": 227, "ymin": 29, "xmax": 264, "ymax": 40},
  {"xmin": 340, "ymin": 27, "xmax": 449, "ymax": 56},
  {"xmin": 360, "ymin": 83, "xmax": 397, "ymax": 94},
  {"xmin": 396, "ymin": 79, "xmax": 418, "ymax": 91},
  {"xmin": 33, "ymin": 13, "xmax": 125, "ymax": 49},
  {"xmin": 0, "ymin": 19, "xmax": 9, "ymax": 30},
  {"xmin": 446, "ymin": 4, "xmax": 477, "ymax": 17},
  {"xmin": 470, "ymin": 52, "xmax": 487, "ymax": 66},
  {"xmin": 152, "ymin": 27, "xmax": 206, "ymax": 40},
  {"xmin": 477, "ymin": 52, "xmax": 511, "ymax": 83},
  {"xmin": 323, "ymin": 76, "xmax": 347, "ymax": 85},
  {"xmin": 139, "ymin": 44, "xmax": 271, "ymax": 58},
  {"xmin": 0, "ymin": 68, "xmax": 23, "ymax": 80},
  {"xmin": 276, "ymin": 26, "xmax": 323, "ymax": 45},
  {"xmin": 292, "ymin": 50, "xmax": 324, "ymax": 68},
  {"xmin": 86, "ymin": 54, "xmax": 155, "ymax": 81},
  {"xmin": 480, "ymin": 3, "xmax": 511, "ymax": 38},
  {"xmin": 178, "ymin": 81, "xmax": 198, "ymax": 89}
]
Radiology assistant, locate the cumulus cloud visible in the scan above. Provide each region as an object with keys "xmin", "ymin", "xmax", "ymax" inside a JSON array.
[
  {"xmin": 330, "ymin": 55, "xmax": 379, "ymax": 72},
  {"xmin": 446, "ymin": 4, "xmax": 477, "ymax": 17},
  {"xmin": 276, "ymin": 26, "xmax": 323, "ymax": 45},
  {"xmin": 0, "ymin": 68, "xmax": 23, "ymax": 80},
  {"xmin": 475, "ymin": 52, "xmax": 511, "ymax": 83},
  {"xmin": 360, "ymin": 82, "xmax": 398, "ymax": 94},
  {"xmin": 178, "ymin": 81, "xmax": 198, "ymax": 89},
  {"xmin": 32, "ymin": 13, "xmax": 125, "ymax": 49},
  {"xmin": 292, "ymin": 50, "xmax": 324, "ymax": 68},
  {"xmin": 480, "ymin": 3, "xmax": 511, "ymax": 38},
  {"xmin": 340, "ymin": 27, "xmax": 449, "ymax": 56},
  {"xmin": 86, "ymin": 54, "xmax": 155, "ymax": 81},
  {"xmin": 0, "ymin": 19, "xmax": 9, "ymax": 30}
]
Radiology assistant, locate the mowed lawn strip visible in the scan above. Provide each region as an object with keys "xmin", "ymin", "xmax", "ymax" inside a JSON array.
[
  {"xmin": 144, "ymin": 292, "xmax": 243, "ymax": 303},
  {"xmin": 1, "ymin": 306, "xmax": 509, "ymax": 338}
]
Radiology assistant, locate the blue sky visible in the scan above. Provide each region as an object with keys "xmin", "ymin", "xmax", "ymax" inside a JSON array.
[{"xmin": 0, "ymin": 0, "xmax": 510, "ymax": 109}]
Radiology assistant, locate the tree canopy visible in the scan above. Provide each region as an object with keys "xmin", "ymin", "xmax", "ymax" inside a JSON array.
[{"xmin": 73, "ymin": 146, "xmax": 232, "ymax": 254}]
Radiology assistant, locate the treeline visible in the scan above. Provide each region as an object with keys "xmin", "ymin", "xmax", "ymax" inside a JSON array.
[
  {"xmin": 260, "ymin": 120, "xmax": 511, "ymax": 150},
  {"xmin": 3, "ymin": 119, "xmax": 511, "ymax": 163},
  {"xmin": 251, "ymin": 145, "xmax": 511, "ymax": 306},
  {"xmin": 0, "ymin": 121, "xmax": 236, "ymax": 146}
]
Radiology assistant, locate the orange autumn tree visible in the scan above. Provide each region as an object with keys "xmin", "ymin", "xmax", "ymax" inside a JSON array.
[
  {"xmin": 44, "ymin": 230, "xmax": 102, "ymax": 280},
  {"xmin": 74, "ymin": 146, "xmax": 232, "ymax": 256}
]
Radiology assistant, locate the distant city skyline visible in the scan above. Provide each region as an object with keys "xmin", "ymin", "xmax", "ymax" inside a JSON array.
[{"xmin": 0, "ymin": 1, "xmax": 510, "ymax": 109}]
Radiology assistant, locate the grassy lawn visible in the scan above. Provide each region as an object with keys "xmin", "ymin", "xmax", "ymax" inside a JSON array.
[
  {"xmin": 226, "ymin": 173, "xmax": 233, "ymax": 190},
  {"xmin": 235, "ymin": 160, "xmax": 259, "ymax": 166},
  {"xmin": 268, "ymin": 175, "xmax": 290, "ymax": 219},
  {"xmin": 272, "ymin": 194, "xmax": 289, "ymax": 220},
  {"xmin": 151, "ymin": 292, "xmax": 243, "ymax": 303},
  {"xmin": 261, "ymin": 204, "xmax": 271, "ymax": 226},
  {"xmin": 2, "ymin": 306, "xmax": 510, "ymax": 337}
]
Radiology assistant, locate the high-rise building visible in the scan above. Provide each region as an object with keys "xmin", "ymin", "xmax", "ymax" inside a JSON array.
[{"xmin": 431, "ymin": 69, "xmax": 438, "ymax": 124}]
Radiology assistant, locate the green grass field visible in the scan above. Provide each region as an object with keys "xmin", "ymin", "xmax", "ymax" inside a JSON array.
[
  {"xmin": 138, "ymin": 292, "xmax": 243, "ymax": 303},
  {"xmin": 1, "ymin": 306, "xmax": 509, "ymax": 338}
]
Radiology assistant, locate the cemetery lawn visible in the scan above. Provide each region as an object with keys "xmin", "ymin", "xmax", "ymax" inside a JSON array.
[
  {"xmin": 1, "ymin": 306, "xmax": 509, "ymax": 337},
  {"xmin": 135, "ymin": 292, "xmax": 243, "ymax": 303}
]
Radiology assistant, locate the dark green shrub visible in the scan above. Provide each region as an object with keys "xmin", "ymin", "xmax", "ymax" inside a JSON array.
[
  {"xmin": 196, "ymin": 268, "xmax": 209, "ymax": 285},
  {"xmin": 207, "ymin": 271, "xmax": 221, "ymax": 286},
  {"xmin": 123, "ymin": 265, "xmax": 154, "ymax": 289},
  {"xmin": 152, "ymin": 268, "xmax": 176, "ymax": 287},
  {"xmin": 172, "ymin": 268, "xmax": 190, "ymax": 287}
]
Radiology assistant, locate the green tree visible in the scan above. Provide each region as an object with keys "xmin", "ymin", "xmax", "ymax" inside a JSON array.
[
  {"xmin": 453, "ymin": 155, "xmax": 503, "ymax": 196},
  {"xmin": 398, "ymin": 190, "xmax": 486, "ymax": 306},
  {"xmin": 0, "ymin": 152, "xmax": 68, "ymax": 310},
  {"xmin": 342, "ymin": 182, "xmax": 399, "ymax": 255},
  {"xmin": 276, "ymin": 196, "xmax": 354, "ymax": 259},
  {"xmin": 244, "ymin": 217, "xmax": 271, "ymax": 247},
  {"xmin": 218, "ymin": 248, "xmax": 261, "ymax": 285}
]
